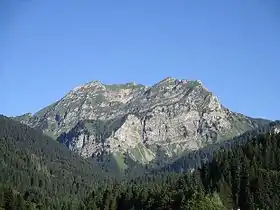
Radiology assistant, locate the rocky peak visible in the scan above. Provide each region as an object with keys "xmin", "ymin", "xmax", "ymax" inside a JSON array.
[
  {"xmin": 14, "ymin": 77, "xmax": 270, "ymax": 167},
  {"xmin": 71, "ymin": 80, "xmax": 105, "ymax": 92},
  {"xmin": 155, "ymin": 77, "xmax": 177, "ymax": 85},
  {"xmin": 154, "ymin": 77, "xmax": 203, "ymax": 88}
]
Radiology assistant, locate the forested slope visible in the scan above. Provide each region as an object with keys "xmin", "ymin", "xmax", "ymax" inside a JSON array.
[
  {"xmin": 1, "ymin": 114, "xmax": 280, "ymax": 209},
  {"xmin": 0, "ymin": 115, "xmax": 111, "ymax": 209}
]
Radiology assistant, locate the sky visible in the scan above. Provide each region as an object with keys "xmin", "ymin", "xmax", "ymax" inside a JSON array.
[{"xmin": 0, "ymin": 0, "xmax": 279, "ymax": 120}]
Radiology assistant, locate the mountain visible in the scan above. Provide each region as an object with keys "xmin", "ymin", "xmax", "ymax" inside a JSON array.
[{"xmin": 14, "ymin": 77, "xmax": 270, "ymax": 169}]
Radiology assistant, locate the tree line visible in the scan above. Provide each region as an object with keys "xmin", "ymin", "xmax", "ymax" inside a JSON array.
[{"xmin": 1, "ymin": 115, "xmax": 280, "ymax": 209}]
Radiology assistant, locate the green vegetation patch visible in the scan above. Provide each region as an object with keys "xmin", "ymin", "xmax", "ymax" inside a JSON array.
[{"xmin": 113, "ymin": 153, "xmax": 128, "ymax": 170}]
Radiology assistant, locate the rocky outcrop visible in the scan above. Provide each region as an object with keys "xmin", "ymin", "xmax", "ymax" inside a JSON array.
[{"xmin": 15, "ymin": 77, "xmax": 270, "ymax": 165}]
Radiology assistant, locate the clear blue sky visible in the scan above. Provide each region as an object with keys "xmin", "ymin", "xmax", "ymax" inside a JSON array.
[{"xmin": 1, "ymin": 0, "xmax": 279, "ymax": 120}]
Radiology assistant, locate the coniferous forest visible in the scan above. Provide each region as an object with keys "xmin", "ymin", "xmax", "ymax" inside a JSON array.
[{"xmin": 1, "ymin": 115, "xmax": 280, "ymax": 209}]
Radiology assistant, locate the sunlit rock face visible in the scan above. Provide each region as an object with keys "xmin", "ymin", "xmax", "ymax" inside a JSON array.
[{"xmin": 15, "ymin": 77, "xmax": 269, "ymax": 164}]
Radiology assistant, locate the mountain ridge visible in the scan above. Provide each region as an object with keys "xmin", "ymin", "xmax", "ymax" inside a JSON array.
[{"xmin": 14, "ymin": 78, "xmax": 270, "ymax": 169}]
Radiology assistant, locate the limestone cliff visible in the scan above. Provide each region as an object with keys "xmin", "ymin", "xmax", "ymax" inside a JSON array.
[{"xmin": 15, "ymin": 77, "xmax": 269, "ymax": 166}]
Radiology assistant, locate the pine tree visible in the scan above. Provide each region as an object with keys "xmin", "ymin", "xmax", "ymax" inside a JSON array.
[
  {"xmin": 14, "ymin": 194, "xmax": 25, "ymax": 210},
  {"xmin": 4, "ymin": 187, "xmax": 15, "ymax": 210}
]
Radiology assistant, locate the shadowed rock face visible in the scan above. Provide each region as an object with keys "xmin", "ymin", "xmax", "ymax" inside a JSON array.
[{"xmin": 15, "ymin": 77, "xmax": 270, "ymax": 165}]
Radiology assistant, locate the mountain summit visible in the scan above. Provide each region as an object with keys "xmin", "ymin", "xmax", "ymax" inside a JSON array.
[{"xmin": 15, "ymin": 78, "xmax": 269, "ymax": 167}]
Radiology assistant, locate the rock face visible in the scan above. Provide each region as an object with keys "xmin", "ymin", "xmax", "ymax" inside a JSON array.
[{"xmin": 15, "ymin": 77, "xmax": 269, "ymax": 166}]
